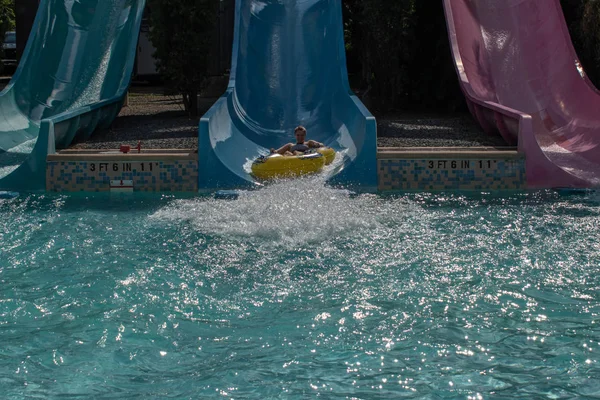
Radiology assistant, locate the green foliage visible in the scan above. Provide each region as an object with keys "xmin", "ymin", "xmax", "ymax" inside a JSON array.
[
  {"xmin": 0, "ymin": 0, "xmax": 15, "ymax": 70},
  {"xmin": 146, "ymin": 0, "xmax": 218, "ymax": 116},
  {"xmin": 0, "ymin": 0, "xmax": 14, "ymax": 31}
]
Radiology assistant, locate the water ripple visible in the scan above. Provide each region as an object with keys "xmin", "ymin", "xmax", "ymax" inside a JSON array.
[{"xmin": 1, "ymin": 188, "xmax": 600, "ymax": 398}]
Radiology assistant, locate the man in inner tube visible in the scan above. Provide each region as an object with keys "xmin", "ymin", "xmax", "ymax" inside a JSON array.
[{"xmin": 270, "ymin": 126, "xmax": 324, "ymax": 156}]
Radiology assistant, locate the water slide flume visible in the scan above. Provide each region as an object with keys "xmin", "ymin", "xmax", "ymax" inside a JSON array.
[
  {"xmin": 443, "ymin": 0, "xmax": 600, "ymax": 188},
  {"xmin": 199, "ymin": 0, "xmax": 377, "ymax": 192},
  {"xmin": 0, "ymin": 0, "xmax": 146, "ymax": 191}
]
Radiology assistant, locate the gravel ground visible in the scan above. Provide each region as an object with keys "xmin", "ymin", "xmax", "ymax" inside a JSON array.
[
  {"xmin": 377, "ymin": 115, "xmax": 507, "ymax": 147},
  {"xmin": 70, "ymin": 86, "xmax": 207, "ymax": 150},
  {"xmin": 64, "ymin": 85, "xmax": 507, "ymax": 149}
]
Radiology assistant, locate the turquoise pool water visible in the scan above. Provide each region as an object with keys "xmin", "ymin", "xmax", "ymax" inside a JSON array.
[{"xmin": 1, "ymin": 180, "xmax": 599, "ymax": 399}]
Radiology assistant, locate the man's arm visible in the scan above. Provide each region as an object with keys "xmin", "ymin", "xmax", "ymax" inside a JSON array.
[
  {"xmin": 307, "ymin": 140, "xmax": 324, "ymax": 148},
  {"xmin": 271, "ymin": 143, "xmax": 293, "ymax": 154}
]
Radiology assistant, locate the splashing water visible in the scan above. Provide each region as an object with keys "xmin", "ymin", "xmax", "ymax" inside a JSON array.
[{"xmin": 151, "ymin": 176, "xmax": 409, "ymax": 245}]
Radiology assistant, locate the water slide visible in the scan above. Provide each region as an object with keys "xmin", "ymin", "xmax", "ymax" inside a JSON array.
[
  {"xmin": 0, "ymin": 0, "xmax": 145, "ymax": 191},
  {"xmin": 443, "ymin": 0, "xmax": 600, "ymax": 188},
  {"xmin": 199, "ymin": 0, "xmax": 378, "ymax": 191}
]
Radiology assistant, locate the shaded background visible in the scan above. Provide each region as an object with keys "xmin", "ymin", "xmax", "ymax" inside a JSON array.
[{"xmin": 12, "ymin": 0, "xmax": 600, "ymax": 114}]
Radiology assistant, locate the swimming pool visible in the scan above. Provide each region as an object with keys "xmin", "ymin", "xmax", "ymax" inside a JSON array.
[{"xmin": 1, "ymin": 180, "xmax": 599, "ymax": 398}]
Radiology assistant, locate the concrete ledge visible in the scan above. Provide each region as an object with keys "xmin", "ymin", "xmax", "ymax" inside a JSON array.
[
  {"xmin": 377, "ymin": 147, "xmax": 522, "ymax": 159},
  {"xmin": 48, "ymin": 153, "xmax": 197, "ymax": 162},
  {"xmin": 59, "ymin": 148, "xmax": 197, "ymax": 154},
  {"xmin": 49, "ymin": 149, "xmax": 197, "ymax": 162}
]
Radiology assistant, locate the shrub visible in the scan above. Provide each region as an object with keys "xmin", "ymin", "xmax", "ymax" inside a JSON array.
[{"xmin": 0, "ymin": 0, "xmax": 15, "ymax": 73}]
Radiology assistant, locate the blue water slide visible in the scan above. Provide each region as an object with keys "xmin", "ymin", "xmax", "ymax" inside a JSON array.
[
  {"xmin": 0, "ymin": 0, "xmax": 146, "ymax": 191},
  {"xmin": 199, "ymin": 0, "xmax": 377, "ymax": 191}
]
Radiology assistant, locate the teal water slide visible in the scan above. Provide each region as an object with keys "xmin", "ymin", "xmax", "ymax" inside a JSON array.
[
  {"xmin": 199, "ymin": 0, "xmax": 378, "ymax": 191},
  {"xmin": 0, "ymin": 0, "xmax": 145, "ymax": 191}
]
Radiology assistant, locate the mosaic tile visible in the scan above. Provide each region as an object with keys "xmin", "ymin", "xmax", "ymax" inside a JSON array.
[
  {"xmin": 47, "ymin": 160, "xmax": 198, "ymax": 192},
  {"xmin": 378, "ymin": 158, "xmax": 526, "ymax": 191}
]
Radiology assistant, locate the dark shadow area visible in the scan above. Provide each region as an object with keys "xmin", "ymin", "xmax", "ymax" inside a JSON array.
[
  {"xmin": 377, "ymin": 114, "xmax": 507, "ymax": 147},
  {"xmin": 112, "ymin": 110, "xmax": 193, "ymax": 126},
  {"xmin": 403, "ymin": 1, "xmax": 467, "ymax": 113},
  {"xmin": 343, "ymin": 0, "xmax": 467, "ymax": 114},
  {"xmin": 341, "ymin": 1, "xmax": 507, "ymax": 147},
  {"xmin": 561, "ymin": 0, "xmax": 600, "ymax": 88}
]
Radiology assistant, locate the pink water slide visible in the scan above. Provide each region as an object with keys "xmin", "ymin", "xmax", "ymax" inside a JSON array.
[{"xmin": 443, "ymin": 0, "xmax": 600, "ymax": 188}]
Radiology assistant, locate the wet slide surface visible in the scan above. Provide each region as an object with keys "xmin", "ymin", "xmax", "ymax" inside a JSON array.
[
  {"xmin": 199, "ymin": 0, "xmax": 377, "ymax": 191},
  {"xmin": 444, "ymin": 0, "xmax": 600, "ymax": 188},
  {"xmin": 0, "ymin": 0, "xmax": 145, "ymax": 190}
]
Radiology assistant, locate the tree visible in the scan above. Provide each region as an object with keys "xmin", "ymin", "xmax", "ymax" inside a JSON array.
[
  {"xmin": 579, "ymin": 1, "xmax": 600, "ymax": 86},
  {"xmin": 143, "ymin": 0, "xmax": 600, "ymax": 115},
  {"xmin": 0, "ymin": 0, "xmax": 15, "ymax": 72},
  {"xmin": 343, "ymin": 0, "xmax": 464, "ymax": 112},
  {"xmin": 342, "ymin": 0, "xmax": 600, "ymax": 113},
  {"xmin": 0, "ymin": 0, "xmax": 14, "ymax": 32},
  {"xmin": 146, "ymin": 0, "xmax": 218, "ymax": 116}
]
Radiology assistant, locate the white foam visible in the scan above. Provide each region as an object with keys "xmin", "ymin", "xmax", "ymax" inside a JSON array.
[{"xmin": 151, "ymin": 176, "xmax": 410, "ymax": 246}]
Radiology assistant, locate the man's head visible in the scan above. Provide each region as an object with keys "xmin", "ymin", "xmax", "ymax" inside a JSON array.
[{"xmin": 295, "ymin": 126, "xmax": 307, "ymax": 143}]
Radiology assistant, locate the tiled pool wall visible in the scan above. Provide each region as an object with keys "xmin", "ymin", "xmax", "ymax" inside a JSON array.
[
  {"xmin": 47, "ymin": 152, "xmax": 198, "ymax": 192},
  {"xmin": 378, "ymin": 149, "xmax": 526, "ymax": 191},
  {"xmin": 46, "ymin": 148, "xmax": 526, "ymax": 192}
]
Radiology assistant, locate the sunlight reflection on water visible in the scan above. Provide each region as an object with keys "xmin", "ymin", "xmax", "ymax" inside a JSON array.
[{"xmin": 0, "ymin": 189, "xmax": 599, "ymax": 398}]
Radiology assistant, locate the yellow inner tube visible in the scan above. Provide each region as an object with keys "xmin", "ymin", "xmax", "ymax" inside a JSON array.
[
  {"xmin": 317, "ymin": 147, "xmax": 336, "ymax": 165},
  {"xmin": 251, "ymin": 152, "xmax": 326, "ymax": 180}
]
